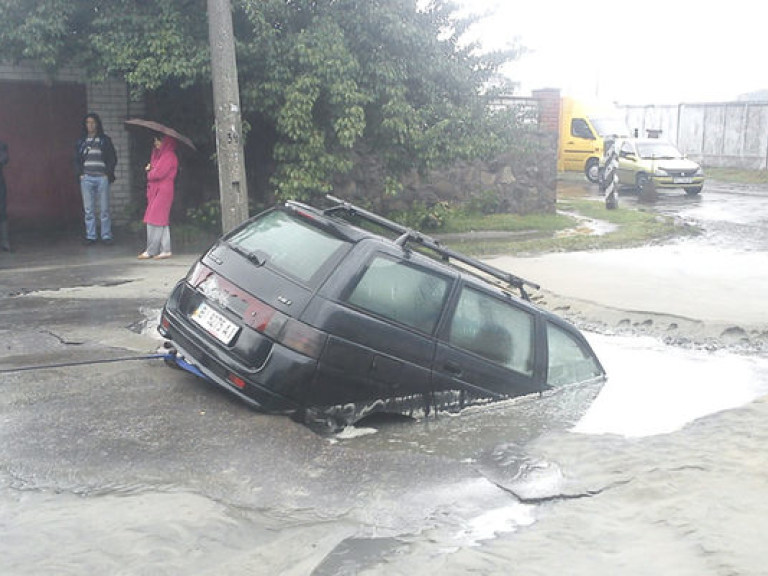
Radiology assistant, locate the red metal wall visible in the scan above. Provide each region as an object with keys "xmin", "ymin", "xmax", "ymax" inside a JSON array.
[{"xmin": 0, "ymin": 81, "xmax": 86, "ymax": 231}]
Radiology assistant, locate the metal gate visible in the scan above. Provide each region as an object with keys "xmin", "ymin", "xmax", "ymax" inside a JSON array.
[{"xmin": 0, "ymin": 81, "xmax": 86, "ymax": 231}]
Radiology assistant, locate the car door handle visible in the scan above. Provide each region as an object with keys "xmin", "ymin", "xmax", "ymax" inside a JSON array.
[{"xmin": 443, "ymin": 361, "xmax": 462, "ymax": 376}]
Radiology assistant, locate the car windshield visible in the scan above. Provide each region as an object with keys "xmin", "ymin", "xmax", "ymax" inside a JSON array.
[
  {"xmin": 636, "ymin": 142, "xmax": 682, "ymax": 160},
  {"xmin": 227, "ymin": 210, "xmax": 348, "ymax": 283},
  {"xmin": 591, "ymin": 117, "xmax": 629, "ymax": 137}
]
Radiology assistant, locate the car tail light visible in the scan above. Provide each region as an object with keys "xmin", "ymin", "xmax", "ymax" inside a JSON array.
[
  {"xmin": 242, "ymin": 299, "xmax": 325, "ymax": 358},
  {"xmin": 278, "ymin": 318, "xmax": 327, "ymax": 359},
  {"xmin": 158, "ymin": 315, "xmax": 171, "ymax": 337},
  {"xmin": 243, "ymin": 300, "xmax": 288, "ymax": 338},
  {"xmin": 187, "ymin": 262, "xmax": 213, "ymax": 287},
  {"xmin": 193, "ymin": 267, "xmax": 326, "ymax": 359},
  {"xmin": 227, "ymin": 373, "xmax": 247, "ymax": 389}
]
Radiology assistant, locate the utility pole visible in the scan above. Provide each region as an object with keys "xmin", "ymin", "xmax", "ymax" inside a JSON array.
[{"xmin": 207, "ymin": 0, "xmax": 249, "ymax": 233}]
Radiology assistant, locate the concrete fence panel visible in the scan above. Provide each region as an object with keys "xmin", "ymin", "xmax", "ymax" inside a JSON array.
[
  {"xmin": 622, "ymin": 101, "xmax": 768, "ymax": 170},
  {"xmin": 723, "ymin": 104, "xmax": 745, "ymax": 158},
  {"xmin": 677, "ymin": 105, "xmax": 705, "ymax": 156},
  {"xmin": 744, "ymin": 105, "xmax": 768, "ymax": 168},
  {"xmin": 703, "ymin": 105, "xmax": 725, "ymax": 157}
]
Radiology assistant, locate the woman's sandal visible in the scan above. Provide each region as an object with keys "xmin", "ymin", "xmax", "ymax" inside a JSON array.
[
  {"xmin": 137, "ymin": 252, "xmax": 152, "ymax": 260},
  {"xmin": 154, "ymin": 252, "xmax": 172, "ymax": 260}
]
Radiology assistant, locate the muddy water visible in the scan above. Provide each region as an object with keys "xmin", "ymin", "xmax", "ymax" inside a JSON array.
[
  {"xmin": 3, "ymin": 181, "xmax": 768, "ymax": 574},
  {"xmin": 650, "ymin": 184, "xmax": 768, "ymax": 252},
  {"xmin": 3, "ymin": 332, "xmax": 768, "ymax": 575}
]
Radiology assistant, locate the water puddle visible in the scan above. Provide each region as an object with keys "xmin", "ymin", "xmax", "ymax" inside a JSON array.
[
  {"xmin": 555, "ymin": 210, "xmax": 618, "ymax": 237},
  {"xmin": 336, "ymin": 331, "xmax": 768, "ymax": 447},
  {"xmin": 578, "ymin": 333, "xmax": 768, "ymax": 437},
  {"xmin": 3, "ymin": 327, "xmax": 768, "ymax": 574}
]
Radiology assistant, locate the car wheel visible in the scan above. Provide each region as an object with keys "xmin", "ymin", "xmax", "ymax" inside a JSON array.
[
  {"xmin": 684, "ymin": 186, "xmax": 703, "ymax": 195},
  {"xmin": 637, "ymin": 173, "xmax": 658, "ymax": 202},
  {"xmin": 636, "ymin": 173, "xmax": 650, "ymax": 191},
  {"xmin": 301, "ymin": 407, "xmax": 348, "ymax": 434},
  {"xmin": 585, "ymin": 158, "xmax": 599, "ymax": 183}
]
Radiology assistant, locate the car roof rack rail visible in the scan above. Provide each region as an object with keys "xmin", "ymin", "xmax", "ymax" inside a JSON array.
[{"xmin": 323, "ymin": 194, "xmax": 540, "ymax": 301}]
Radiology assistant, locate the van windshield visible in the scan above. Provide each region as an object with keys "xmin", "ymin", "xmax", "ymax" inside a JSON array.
[
  {"xmin": 591, "ymin": 117, "xmax": 629, "ymax": 137},
  {"xmin": 227, "ymin": 210, "xmax": 349, "ymax": 283}
]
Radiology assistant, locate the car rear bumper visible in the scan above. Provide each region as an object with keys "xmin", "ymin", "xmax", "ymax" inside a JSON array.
[{"xmin": 159, "ymin": 302, "xmax": 314, "ymax": 413}]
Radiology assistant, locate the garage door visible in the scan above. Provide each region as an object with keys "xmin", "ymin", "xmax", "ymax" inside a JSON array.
[{"xmin": 0, "ymin": 81, "xmax": 86, "ymax": 231}]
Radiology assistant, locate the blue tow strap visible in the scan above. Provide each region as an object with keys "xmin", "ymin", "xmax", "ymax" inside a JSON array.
[{"xmin": 168, "ymin": 353, "xmax": 207, "ymax": 379}]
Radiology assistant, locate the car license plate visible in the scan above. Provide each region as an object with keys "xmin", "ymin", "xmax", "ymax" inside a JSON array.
[
  {"xmin": 191, "ymin": 302, "xmax": 239, "ymax": 345},
  {"xmin": 673, "ymin": 177, "xmax": 693, "ymax": 184}
]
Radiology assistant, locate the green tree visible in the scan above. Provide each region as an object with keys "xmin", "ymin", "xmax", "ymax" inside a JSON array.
[{"xmin": 0, "ymin": 0, "xmax": 523, "ymax": 203}]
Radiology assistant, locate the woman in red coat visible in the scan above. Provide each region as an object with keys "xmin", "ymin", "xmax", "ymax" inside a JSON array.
[{"xmin": 138, "ymin": 135, "xmax": 178, "ymax": 260}]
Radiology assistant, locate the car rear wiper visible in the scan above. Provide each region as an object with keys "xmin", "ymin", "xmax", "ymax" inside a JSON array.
[{"xmin": 228, "ymin": 243, "xmax": 267, "ymax": 266}]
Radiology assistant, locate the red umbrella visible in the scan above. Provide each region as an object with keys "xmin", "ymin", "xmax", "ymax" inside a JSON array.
[{"xmin": 124, "ymin": 118, "xmax": 197, "ymax": 151}]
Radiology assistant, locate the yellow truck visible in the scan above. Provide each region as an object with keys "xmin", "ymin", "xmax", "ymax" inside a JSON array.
[{"xmin": 558, "ymin": 97, "xmax": 630, "ymax": 182}]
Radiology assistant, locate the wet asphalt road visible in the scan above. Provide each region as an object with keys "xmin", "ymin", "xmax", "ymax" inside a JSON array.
[
  {"xmin": 1, "ymin": 179, "xmax": 768, "ymax": 574},
  {"xmin": 616, "ymin": 178, "xmax": 768, "ymax": 252}
]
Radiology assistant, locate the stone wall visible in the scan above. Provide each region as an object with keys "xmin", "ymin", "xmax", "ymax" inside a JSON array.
[{"xmin": 334, "ymin": 131, "xmax": 558, "ymax": 216}]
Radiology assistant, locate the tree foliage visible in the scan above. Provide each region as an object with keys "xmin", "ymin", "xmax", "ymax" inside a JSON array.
[{"xmin": 0, "ymin": 0, "xmax": 523, "ymax": 202}]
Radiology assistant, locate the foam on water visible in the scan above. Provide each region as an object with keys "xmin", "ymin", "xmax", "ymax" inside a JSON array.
[
  {"xmin": 335, "ymin": 426, "xmax": 379, "ymax": 440},
  {"xmin": 576, "ymin": 333, "xmax": 768, "ymax": 437},
  {"xmin": 461, "ymin": 503, "xmax": 536, "ymax": 545}
]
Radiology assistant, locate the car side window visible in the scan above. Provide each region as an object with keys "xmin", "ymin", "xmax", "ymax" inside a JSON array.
[
  {"xmin": 448, "ymin": 287, "xmax": 534, "ymax": 376},
  {"xmin": 546, "ymin": 322, "xmax": 603, "ymax": 387},
  {"xmin": 346, "ymin": 255, "xmax": 450, "ymax": 334},
  {"xmin": 571, "ymin": 118, "xmax": 594, "ymax": 140},
  {"xmin": 620, "ymin": 141, "xmax": 634, "ymax": 156}
]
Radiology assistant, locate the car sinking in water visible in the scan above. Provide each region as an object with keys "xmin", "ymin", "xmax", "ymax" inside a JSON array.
[{"xmin": 158, "ymin": 195, "xmax": 606, "ymax": 430}]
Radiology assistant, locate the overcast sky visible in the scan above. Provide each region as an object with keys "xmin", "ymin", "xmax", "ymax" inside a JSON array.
[{"xmin": 455, "ymin": 0, "xmax": 766, "ymax": 105}]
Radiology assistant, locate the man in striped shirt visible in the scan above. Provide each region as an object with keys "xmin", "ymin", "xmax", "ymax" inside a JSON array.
[{"xmin": 74, "ymin": 113, "xmax": 117, "ymax": 245}]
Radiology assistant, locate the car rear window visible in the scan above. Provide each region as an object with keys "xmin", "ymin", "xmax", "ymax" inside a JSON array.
[{"xmin": 227, "ymin": 210, "xmax": 348, "ymax": 283}]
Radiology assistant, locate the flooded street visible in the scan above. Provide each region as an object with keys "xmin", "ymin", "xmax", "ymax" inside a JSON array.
[{"xmin": 2, "ymin": 179, "xmax": 768, "ymax": 574}]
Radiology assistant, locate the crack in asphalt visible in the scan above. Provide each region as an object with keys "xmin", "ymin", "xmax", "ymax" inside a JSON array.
[
  {"xmin": 485, "ymin": 476, "xmax": 634, "ymax": 504},
  {"xmin": 483, "ymin": 463, "xmax": 709, "ymax": 505},
  {"xmin": 42, "ymin": 330, "xmax": 85, "ymax": 346}
]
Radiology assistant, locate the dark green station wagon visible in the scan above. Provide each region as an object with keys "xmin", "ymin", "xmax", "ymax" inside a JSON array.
[{"xmin": 159, "ymin": 195, "xmax": 606, "ymax": 430}]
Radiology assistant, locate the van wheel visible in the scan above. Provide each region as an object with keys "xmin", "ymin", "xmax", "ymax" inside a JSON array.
[{"xmin": 585, "ymin": 158, "xmax": 599, "ymax": 183}]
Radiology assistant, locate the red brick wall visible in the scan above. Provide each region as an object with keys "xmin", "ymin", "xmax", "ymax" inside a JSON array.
[{"xmin": 532, "ymin": 88, "xmax": 561, "ymax": 134}]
